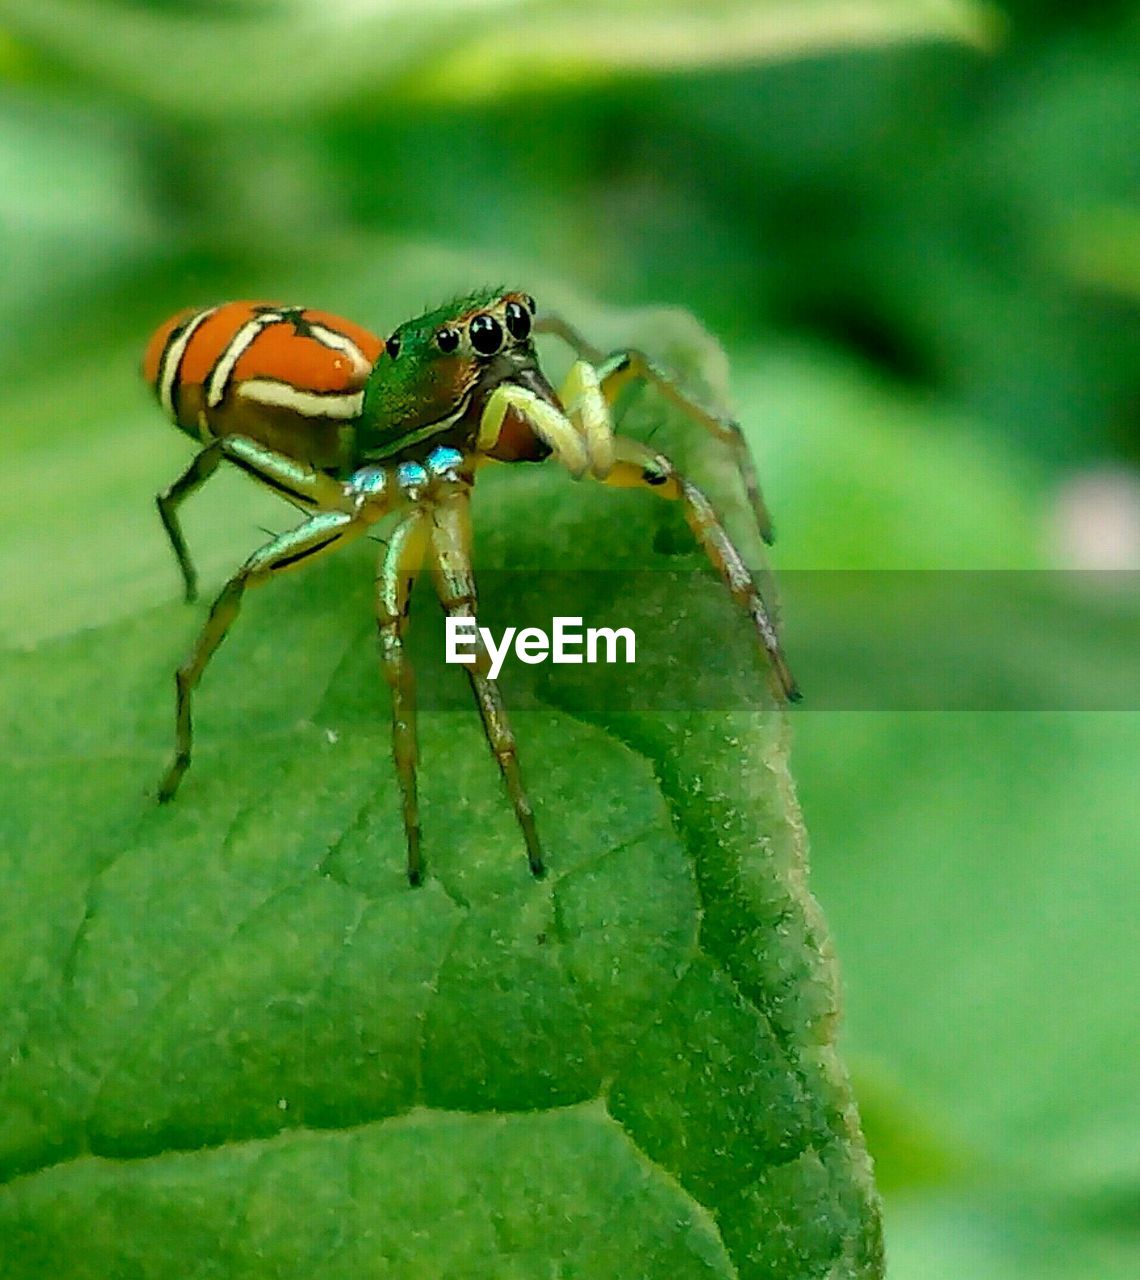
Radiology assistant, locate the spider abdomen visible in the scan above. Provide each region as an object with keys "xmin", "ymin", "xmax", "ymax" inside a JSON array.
[{"xmin": 143, "ymin": 301, "xmax": 384, "ymax": 470}]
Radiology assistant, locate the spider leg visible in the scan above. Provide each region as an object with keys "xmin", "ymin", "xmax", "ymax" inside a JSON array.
[
  {"xmin": 219, "ymin": 436, "xmax": 354, "ymax": 512},
  {"xmin": 157, "ymin": 509, "xmax": 366, "ymax": 802},
  {"xmin": 157, "ymin": 446, "xmax": 387, "ymax": 803},
  {"xmin": 532, "ymin": 314, "xmax": 606, "ymax": 366},
  {"xmin": 157, "ymin": 442, "xmax": 223, "ymax": 603},
  {"xmin": 157, "ymin": 436, "xmax": 353, "ymax": 602},
  {"xmin": 534, "ymin": 339, "xmax": 797, "ymax": 700},
  {"xmin": 428, "ymin": 485, "xmax": 544, "ymax": 877},
  {"xmin": 536, "ymin": 312, "xmax": 775, "ymax": 545},
  {"xmin": 599, "ymin": 436, "xmax": 799, "ymax": 702},
  {"xmin": 376, "ymin": 510, "xmax": 431, "ymax": 885}
]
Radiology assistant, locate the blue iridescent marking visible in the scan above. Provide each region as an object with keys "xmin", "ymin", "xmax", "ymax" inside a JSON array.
[
  {"xmin": 426, "ymin": 445, "xmax": 464, "ymax": 478},
  {"xmin": 397, "ymin": 461, "xmax": 429, "ymax": 491},
  {"xmin": 350, "ymin": 466, "xmax": 387, "ymax": 494}
]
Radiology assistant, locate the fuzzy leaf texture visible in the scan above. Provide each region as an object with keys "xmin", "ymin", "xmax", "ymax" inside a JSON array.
[{"xmin": 0, "ymin": 287, "xmax": 882, "ymax": 1277}]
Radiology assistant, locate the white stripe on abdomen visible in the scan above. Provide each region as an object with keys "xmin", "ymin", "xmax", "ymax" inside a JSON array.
[{"xmin": 238, "ymin": 379, "xmax": 364, "ymax": 420}]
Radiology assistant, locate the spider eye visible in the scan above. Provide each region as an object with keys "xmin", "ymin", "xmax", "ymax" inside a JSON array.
[
  {"xmin": 504, "ymin": 300, "xmax": 531, "ymax": 342},
  {"xmin": 469, "ymin": 313, "xmax": 503, "ymax": 356},
  {"xmin": 435, "ymin": 326, "xmax": 460, "ymax": 353},
  {"xmin": 385, "ymin": 332, "xmax": 401, "ymax": 359}
]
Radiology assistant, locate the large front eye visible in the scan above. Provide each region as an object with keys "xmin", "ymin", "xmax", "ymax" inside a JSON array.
[
  {"xmin": 504, "ymin": 300, "xmax": 531, "ymax": 341},
  {"xmin": 469, "ymin": 313, "xmax": 503, "ymax": 356}
]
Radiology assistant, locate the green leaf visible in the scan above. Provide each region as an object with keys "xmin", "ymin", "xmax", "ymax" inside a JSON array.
[
  {"xmin": 0, "ymin": 0, "xmax": 1000, "ymax": 121},
  {"xmin": 1059, "ymin": 206, "xmax": 1140, "ymax": 305},
  {"xmin": 0, "ymin": 284, "xmax": 881, "ymax": 1276}
]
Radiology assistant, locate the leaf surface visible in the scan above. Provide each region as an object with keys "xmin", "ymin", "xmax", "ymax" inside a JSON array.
[
  {"xmin": 0, "ymin": 0, "xmax": 999, "ymax": 119},
  {"xmin": 0, "ymin": 288, "xmax": 881, "ymax": 1276}
]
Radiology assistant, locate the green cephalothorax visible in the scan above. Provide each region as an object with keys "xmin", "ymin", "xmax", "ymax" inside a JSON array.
[
  {"xmin": 356, "ymin": 289, "xmax": 542, "ymax": 463},
  {"xmin": 146, "ymin": 288, "xmax": 796, "ymax": 885}
]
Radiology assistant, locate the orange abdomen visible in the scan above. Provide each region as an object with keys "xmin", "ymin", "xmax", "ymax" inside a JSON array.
[{"xmin": 143, "ymin": 302, "xmax": 384, "ymax": 470}]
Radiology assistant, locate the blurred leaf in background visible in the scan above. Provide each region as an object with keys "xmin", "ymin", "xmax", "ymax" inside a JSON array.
[{"xmin": 0, "ymin": 0, "xmax": 1138, "ymax": 1276}]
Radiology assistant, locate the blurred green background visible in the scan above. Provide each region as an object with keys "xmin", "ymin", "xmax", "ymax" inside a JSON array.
[{"xmin": 1, "ymin": 1, "xmax": 1138, "ymax": 1277}]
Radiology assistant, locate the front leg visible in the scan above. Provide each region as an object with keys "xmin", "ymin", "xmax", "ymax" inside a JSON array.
[
  {"xmin": 537, "ymin": 312, "xmax": 775, "ymax": 545},
  {"xmin": 537, "ymin": 346, "xmax": 798, "ymax": 700},
  {"xmin": 599, "ymin": 436, "xmax": 799, "ymax": 702},
  {"xmin": 428, "ymin": 487, "xmax": 544, "ymax": 878}
]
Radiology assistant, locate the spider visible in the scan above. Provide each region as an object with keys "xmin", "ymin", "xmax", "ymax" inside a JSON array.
[{"xmin": 143, "ymin": 290, "xmax": 798, "ymax": 884}]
